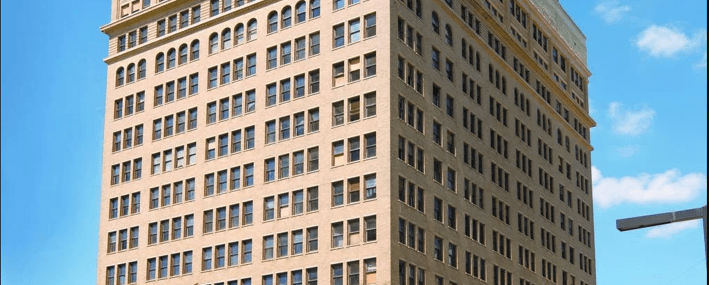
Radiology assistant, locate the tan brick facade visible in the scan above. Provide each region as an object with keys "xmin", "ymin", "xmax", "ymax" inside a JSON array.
[{"xmin": 98, "ymin": 1, "xmax": 596, "ymax": 285}]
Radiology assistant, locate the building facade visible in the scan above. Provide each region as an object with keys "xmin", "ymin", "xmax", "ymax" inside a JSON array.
[{"xmin": 98, "ymin": 1, "xmax": 595, "ymax": 285}]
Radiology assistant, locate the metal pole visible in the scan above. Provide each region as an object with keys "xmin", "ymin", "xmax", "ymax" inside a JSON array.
[{"xmin": 703, "ymin": 205, "xmax": 707, "ymax": 270}]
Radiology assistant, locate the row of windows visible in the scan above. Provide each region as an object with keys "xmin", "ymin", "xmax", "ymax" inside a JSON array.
[
  {"xmin": 151, "ymin": 108, "xmax": 198, "ymax": 140},
  {"xmin": 112, "ymin": 124, "xmax": 143, "ymax": 153},
  {"xmin": 264, "ymin": 32, "xmax": 321, "ymax": 71},
  {"xmin": 397, "ymin": 17, "xmax": 423, "ymax": 56},
  {"xmin": 148, "ymin": 178, "xmax": 196, "ymax": 210},
  {"xmin": 117, "ymin": 26, "xmax": 148, "ymax": 53},
  {"xmin": 330, "ymin": 215, "xmax": 377, "ymax": 249},
  {"xmin": 330, "ymin": 174, "xmax": 377, "ymax": 207},
  {"xmin": 397, "ymin": 96, "xmax": 425, "ymax": 133},
  {"xmin": 104, "ymin": 262, "xmax": 138, "ymax": 285},
  {"xmin": 147, "ymin": 214, "xmax": 195, "ymax": 246},
  {"xmin": 462, "ymin": 178, "xmax": 485, "ymax": 209},
  {"xmin": 110, "ymin": 158, "xmax": 142, "ymax": 186},
  {"xmin": 492, "ymin": 230, "xmax": 512, "ymax": 259},
  {"xmin": 108, "ymin": 191, "xmax": 141, "ymax": 219},
  {"xmin": 202, "ymin": 128, "xmax": 255, "ymax": 162},
  {"xmin": 113, "ymin": 92, "xmax": 145, "ymax": 119},
  {"xmin": 331, "ymin": 133, "xmax": 377, "ymax": 167},
  {"xmin": 149, "ymin": 142, "xmax": 198, "ymax": 176},
  {"xmin": 332, "ymin": 52, "xmax": 377, "ymax": 87},
  {"xmin": 107, "ymin": 226, "xmax": 139, "ymax": 253},
  {"xmin": 202, "ymin": 164, "xmax": 254, "ymax": 197},
  {"xmin": 115, "ymin": 59, "xmax": 146, "ymax": 87},
  {"xmin": 397, "ymin": 137, "xmax": 425, "ymax": 173},
  {"xmin": 156, "ymin": 5, "xmax": 201, "ymax": 40},
  {"xmin": 397, "ymin": 218, "xmax": 425, "ymax": 253},
  {"xmin": 518, "ymin": 212, "xmax": 535, "ymax": 240},
  {"xmin": 262, "ymin": 148, "xmax": 320, "ymax": 183},
  {"xmin": 397, "ymin": 176, "xmax": 425, "ymax": 212},
  {"xmin": 396, "ymin": 56, "xmax": 424, "ymax": 94},
  {"xmin": 145, "ymin": 250, "xmax": 194, "ymax": 281},
  {"xmin": 332, "ymin": 93, "xmax": 376, "ymax": 127}
]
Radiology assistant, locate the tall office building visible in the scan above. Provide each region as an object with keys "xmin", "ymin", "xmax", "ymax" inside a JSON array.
[{"xmin": 98, "ymin": 0, "xmax": 595, "ymax": 284}]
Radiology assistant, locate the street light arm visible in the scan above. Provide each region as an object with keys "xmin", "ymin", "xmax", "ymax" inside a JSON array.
[{"xmin": 616, "ymin": 206, "xmax": 705, "ymax": 232}]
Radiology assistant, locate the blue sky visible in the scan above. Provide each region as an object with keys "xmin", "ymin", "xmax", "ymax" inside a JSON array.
[{"xmin": 1, "ymin": 0, "xmax": 706, "ymax": 284}]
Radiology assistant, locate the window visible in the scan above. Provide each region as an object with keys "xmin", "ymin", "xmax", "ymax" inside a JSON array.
[
  {"xmin": 282, "ymin": 6, "xmax": 292, "ymax": 28},
  {"xmin": 310, "ymin": 32, "xmax": 320, "ymax": 55},
  {"xmin": 247, "ymin": 19, "xmax": 258, "ymax": 41},
  {"xmin": 349, "ymin": 19, "xmax": 360, "ymax": 43},
  {"xmin": 307, "ymin": 187, "xmax": 319, "ymax": 211},
  {"xmin": 310, "ymin": 0, "xmax": 320, "ymax": 18},
  {"xmin": 192, "ymin": 5, "xmax": 201, "ymax": 23},
  {"xmin": 268, "ymin": 12, "xmax": 278, "ymax": 33},
  {"xmin": 332, "ymin": 222, "xmax": 344, "ymax": 248},
  {"xmin": 309, "ymin": 70, "xmax": 320, "ymax": 94},
  {"xmin": 190, "ymin": 40, "xmax": 200, "ymax": 60},
  {"xmin": 434, "ymin": 236, "xmax": 443, "ymax": 261},
  {"xmin": 235, "ymin": 24, "xmax": 245, "ymax": 45},
  {"xmin": 267, "ymin": 47, "xmax": 278, "ymax": 70},
  {"xmin": 364, "ymin": 52, "xmax": 376, "ymax": 77},
  {"xmin": 265, "ymin": 158, "xmax": 276, "ymax": 182},
  {"xmin": 247, "ymin": 54, "xmax": 257, "ymax": 76},
  {"xmin": 307, "ymin": 227, "xmax": 319, "ymax": 252},
  {"xmin": 364, "ymin": 13, "xmax": 376, "ymax": 38},
  {"xmin": 332, "ymin": 141, "xmax": 344, "ymax": 167},
  {"xmin": 189, "ymin": 73, "xmax": 199, "ymax": 95},
  {"xmin": 432, "ymin": 12, "xmax": 440, "ymax": 33},
  {"xmin": 432, "ymin": 48, "xmax": 440, "ymax": 70},
  {"xmin": 333, "ymin": 24, "xmax": 345, "ymax": 48},
  {"xmin": 444, "ymin": 24, "xmax": 455, "ymax": 47},
  {"xmin": 296, "ymin": 1, "xmax": 307, "ymax": 23},
  {"xmin": 263, "ymin": 235, "xmax": 274, "ymax": 259},
  {"xmin": 115, "ymin": 68, "xmax": 124, "ymax": 87}
]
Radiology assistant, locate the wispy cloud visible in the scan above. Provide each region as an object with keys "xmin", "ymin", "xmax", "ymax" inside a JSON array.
[
  {"xmin": 608, "ymin": 102, "xmax": 656, "ymax": 136},
  {"xmin": 646, "ymin": 220, "xmax": 701, "ymax": 239},
  {"xmin": 617, "ymin": 145, "xmax": 639, "ymax": 158},
  {"xmin": 594, "ymin": 1, "xmax": 631, "ymax": 24},
  {"xmin": 592, "ymin": 166, "xmax": 707, "ymax": 209},
  {"xmin": 694, "ymin": 52, "xmax": 707, "ymax": 69},
  {"xmin": 635, "ymin": 25, "xmax": 707, "ymax": 58}
]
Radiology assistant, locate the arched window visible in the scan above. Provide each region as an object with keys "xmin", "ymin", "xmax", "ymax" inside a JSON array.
[
  {"xmin": 127, "ymin": 63, "xmax": 135, "ymax": 83},
  {"xmin": 444, "ymin": 24, "xmax": 452, "ymax": 45},
  {"xmin": 179, "ymin": 44, "xmax": 188, "ymax": 65},
  {"xmin": 209, "ymin": 33, "xmax": 219, "ymax": 54},
  {"xmin": 309, "ymin": 0, "xmax": 320, "ymax": 19},
  {"xmin": 138, "ymin": 59, "xmax": 146, "ymax": 79},
  {"xmin": 247, "ymin": 19, "xmax": 258, "ymax": 41},
  {"xmin": 190, "ymin": 40, "xmax": 200, "ymax": 60},
  {"xmin": 116, "ymin": 67, "xmax": 125, "ymax": 87},
  {"xmin": 282, "ymin": 6, "xmax": 292, "ymax": 29},
  {"xmin": 432, "ymin": 12, "xmax": 440, "ymax": 34},
  {"xmin": 222, "ymin": 28, "xmax": 232, "ymax": 50},
  {"xmin": 235, "ymin": 23, "xmax": 245, "ymax": 45},
  {"xmin": 167, "ymin": 48, "xmax": 176, "ymax": 69},
  {"xmin": 267, "ymin": 12, "xmax": 278, "ymax": 33},
  {"xmin": 155, "ymin": 53, "xmax": 165, "ymax": 73},
  {"xmin": 295, "ymin": 1, "xmax": 306, "ymax": 23}
]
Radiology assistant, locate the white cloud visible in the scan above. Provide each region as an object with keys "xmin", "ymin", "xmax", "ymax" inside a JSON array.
[
  {"xmin": 594, "ymin": 1, "xmax": 631, "ymax": 24},
  {"xmin": 617, "ymin": 145, "xmax": 639, "ymax": 158},
  {"xmin": 635, "ymin": 25, "xmax": 707, "ymax": 58},
  {"xmin": 694, "ymin": 52, "xmax": 707, "ymax": 69},
  {"xmin": 608, "ymin": 102, "xmax": 656, "ymax": 136},
  {"xmin": 592, "ymin": 166, "xmax": 707, "ymax": 209},
  {"xmin": 646, "ymin": 220, "xmax": 701, "ymax": 239}
]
